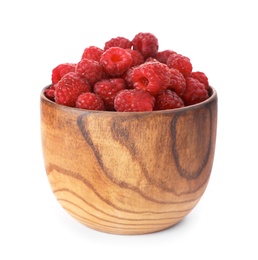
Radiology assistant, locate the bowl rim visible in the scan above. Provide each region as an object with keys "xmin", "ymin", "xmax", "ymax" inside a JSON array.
[{"xmin": 40, "ymin": 85, "xmax": 217, "ymax": 115}]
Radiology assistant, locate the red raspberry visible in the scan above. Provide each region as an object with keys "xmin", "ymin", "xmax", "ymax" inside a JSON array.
[
  {"xmin": 132, "ymin": 32, "xmax": 159, "ymax": 59},
  {"xmin": 55, "ymin": 72, "xmax": 91, "ymax": 107},
  {"xmin": 51, "ymin": 63, "xmax": 76, "ymax": 84},
  {"xmin": 190, "ymin": 71, "xmax": 209, "ymax": 89},
  {"xmin": 114, "ymin": 89, "xmax": 155, "ymax": 112},
  {"xmin": 145, "ymin": 57, "xmax": 159, "ymax": 63},
  {"xmin": 75, "ymin": 58, "xmax": 103, "ymax": 86},
  {"xmin": 75, "ymin": 92, "xmax": 105, "ymax": 110},
  {"xmin": 154, "ymin": 89, "xmax": 184, "ymax": 110},
  {"xmin": 100, "ymin": 47, "xmax": 132, "ymax": 77},
  {"xmin": 155, "ymin": 50, "xmax": 177, "ymax": 64},
  {"xmin": 167, "ymin": 53, "xmax": 192, "ymax": 77},
  {"xmin": 167, "ymin": 68, "xmax": 186, "ymax": 97},
  {"xmin": 131, "ymin": 61, "xmax": 170, "ymax": 96},
  {"xmin": 182, "ymin": 77, "xmax": 209, "ymax": 105},
  {"xmin": 125, "ymin": 49, "xmax": 144, "ymax": 67},
  {"xmin": 122, "ymin": 67, "xmax": 134, "ymax": 89},
  {"xmin": 81, "ymin": 46, "xmax": 104, "ymax": 62},
  {"xmin": 49, "ymin": 32, "xmax": 211, "ymax": 111},
  {"xmin": 94, "ymin": 78, "xmax": 126, "ymax": 110},
  {"xmin": 104, "ymin": 36, "xmax": 132, "ymax": 51},
  {"xmin": 45, "ymin": 84, "xmax": 56, "ymax": 101}
]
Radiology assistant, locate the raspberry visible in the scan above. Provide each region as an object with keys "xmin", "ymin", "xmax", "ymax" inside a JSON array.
[
  {"xmin": 81, "ymin": 46, "xmax": 104, "ymax": 62},
  {"xmin": 131, "ymin": 61, "xmax": 170, "ymax": 95},
  {"xmin": 55, "ymin": 72, "xmax": 91, "ymax": 107},
  {"xmin": 49, "ymin": 32, "xmax": 211, "ymax": 111},
  {"xmin": 167, "ymin": 53, "xmax": 192, "ymax": 77},
  {"xmin": 125, "ymin": 49, "xmax": 144, "ymax": 67},
  {"xmin": 132, "ymin": 32, "xmax": 159, "ymax": 59},
  {"xmin": 145, "ymin": 57, "xmax": 159, "ymax": 63},
  {"xmin": 75, "ymin": 92, "xmax": 105, "ymax": 110},
  {"xmin": 104, "ymin": 36, "xmax": 132, "ymax": 51},
  {"xmin": 154, "ymin": 89, "xmax": 184, "ymax": 110},
  {"xmin": 100, "ymin": 47, "xmax": 132, "ymax": 76},
  {"xmin": 190, "ymin": 71, "xmax": 209, "ymax": 89},
  {"xmin": 114, "ymin": 89, "xmax": 155, "ymax": 112},
  {"xmin": 167, "ymin": 68, "xmax": 186, "ymax": 97},
  {"xmin": 155, "ymin": 50, "xmax": 177, "ymax": 64},
  {"xmin": 51, "ymin": 63, "xmax": 76, "ymax": 84},
  {"xmin": 94, "ymin": 78, "xmax": 126, "ymax": 110},
  {"xmin": 182, "ymin": 77, "xmax": 209, "ymax": 105},
  {"xmin": 75, "ymin": 58, "xmax": 103, "ymax": 86},
  {"xmin": 122, "ymin": 67, "xmax": 134, "ymax": 89},
  {"xmin": 45, "ymin": 84, "xmax": 56, "ymax": 101}
]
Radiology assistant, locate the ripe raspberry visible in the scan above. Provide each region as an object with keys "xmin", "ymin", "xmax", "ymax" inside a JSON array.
[
  {"xmin": 125, "ymin": 49, "xmax": 144, "ymax": 67},
  {"xmin": 75, "ymin": 58, "xmax": 103, "ymax": 86},
  {"xmin": 132, "ymin": 32, "xmax": 159, "ymax": 59},
  {"xmin": 75, "ymin": 92, "xmax": 105, "ymax": 110},
  {"xmin": 45, "ymin": 85, "xmax": 56, "ymax": 101},
  {"xmin": 182, "ymin": 77, "xmax": 209, "ymax": 105},
  {"xmin": 167, "ymin": 53, "xmax": 192, "ymax": 77},
  {"xmin": 145, "ymin": 57, "xmax": 159, "ymax": 63},
  {"xmin": 122, "ymin": 67, "xmax": 134, "ymax": 89},
  {"xmin": 49, "ymin": 32, "xmax": 211, "ymax": 111},
  {"xmin": 114, "ymin": 89, "xmax": 155, "ymax": 112},
  {"xmin": 155, "ymin": 50, "xmax": 177, "ymax": 64},
  {"xmin": 190, "ymin": 71, "xmax": 209, "ymax": 89},
  {"xmin": 104, "ymin": 36, "xmax": 132, "ymax": 51},
  {"xmin": 167, "ymin": 68, "xmax": 186, "ymax": 97},
  {"xmin": 55, "ymin": 72, "xmax": 91, "ymax": 107},
  {"xmin": 81, "ymin": 46, "xmax": 104, "ymax": 62},
  {"xmin": 94, "ymin": 78, "xmax": 126, "ymax": 110},
  {"xmin": 100, "ymin": 47, "xmax": 132, "ymax": 76},
  {"xmin": 51, "ymin": 63, "xmax": 76, "ymax": 84},
  {"xmin": 131, "ymin": 61, "xmax": 170, "ymax": 96},
  {"xmin": 154, "ymin": 89, "xmax": 184, "ymax": 110}
]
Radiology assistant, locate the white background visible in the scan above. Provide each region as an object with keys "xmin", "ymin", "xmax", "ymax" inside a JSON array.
[{"xmin": 1, "ymin": 0, "xmax": 257, "ymax": 259}]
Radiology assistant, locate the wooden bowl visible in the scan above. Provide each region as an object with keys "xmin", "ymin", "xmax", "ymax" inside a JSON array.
[{"xmin": 40, "ymin": 86, "xmax": 217, "ymax": 235}]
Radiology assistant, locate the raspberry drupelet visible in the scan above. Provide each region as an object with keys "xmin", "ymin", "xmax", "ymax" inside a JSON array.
[
  {"xmin": 167, "ymin": 53, "xmax": 193, "ymax": 77},
  {"xmin": 190, "ymin": 71, "xmax": 209, "ymax": 89},
  {"xmin": 154, "ymin": 89, "xmax": 184, "ymax": 110},
  {"xmin": 182, "ymin": 77, "xmax": 209, "ymax": 106},
  {"xmin": 100, "ymin": 47, "xmax": 133, "ymax": 77},
  {"xmin": 94, "ymin": 78, "xmax": 126, "ymax": 111},
  {"xmin": 75, "ymin": 92, "xmax": 105, "ymax": 111},
  {"xmin": 125, "ymin": 49, "xmax": 144, "ymax": 67},
  {"xmin": 55, "ymin": 72, "xmax": 91, "ymax": 107},
  {"xmin": 104, "ymin": 36, "xmax": 132, "ymax": 51},
  {"xmin": 81, "ymin": 46, "xmax": 104, "ymax": 62},
  {"xmin": 51, "ymin": 63, "xmax": 76, "ymax": 84},
  {"xmin": 75, "ymin": 58, "xmax": 103, "ymax": 86},
  {"xmin": 132, "ymin": 32, "xmax": 159, "ymax": 59},
  {"xmin": 114, "ymin": 89, "xmax": 155, "ymax": 112},
  {"xmin": 155, "ymin": 50, "xmax": 177, "ymax": 64},
  {"xmin": 131, "ymin": 61, "xmax": 170, "ymax": 96},
  {"xmin": 44, "ymin": 84, "xmax": 56, "ymax": 101},
  {"xmin": 167, "ymin": 68, "xmax": 186, "ymax": 97}
]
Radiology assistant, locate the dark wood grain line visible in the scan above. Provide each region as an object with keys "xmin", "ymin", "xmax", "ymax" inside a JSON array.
[
  {"xmin": 62, "ymin": 206, "xmax": 181, "ymax": 230},
  {"xmin": 110, "ymin": 117, "xmax": 211, "ymax": 194},
  {"xmin": 60, "ymin": 199, "xmax": 184, "ymax": 225},
  {"xmin": 48, "ymin": 162, "xmax": 203, "ymax": 206},
  {"xmin": 55, "ymin": 188, "xmax": 192, "ymax": 217},
  {"xmin": 171, "ymin": 105, "xmax": 212, "ymax": 180},
  {"xmin": 76, "ymin": 114, "xmax": 208, "ymax": 199}
]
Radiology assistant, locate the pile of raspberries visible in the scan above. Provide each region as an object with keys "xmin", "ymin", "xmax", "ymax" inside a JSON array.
[{"xmin": 45, "ymin": 32, "xmax": 210, "ymax": 112}]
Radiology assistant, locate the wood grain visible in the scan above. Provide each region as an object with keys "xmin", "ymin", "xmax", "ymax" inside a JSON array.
[{"xmin": 40, "ymin": 87, "xmax": 217, "ymax": 235}]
